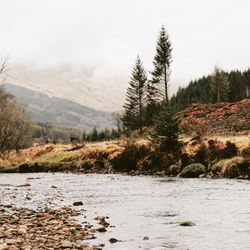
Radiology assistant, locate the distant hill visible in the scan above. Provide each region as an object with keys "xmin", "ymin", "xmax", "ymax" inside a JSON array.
[
  {"xmin": 4, "ymin": 83, "xmax": 114, "ymax": 131},
  {"xmin": 5, "ymin": 64, "xmax": 126, "ymax": 112},
  {"xmin": 178, "ymin": 99, "xmax": 250, "ymax": 135}
]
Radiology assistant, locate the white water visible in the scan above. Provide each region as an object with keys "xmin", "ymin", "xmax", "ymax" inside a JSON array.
[{"xmin": 1, "ymin": 173, "xmax": 250, "ymax": 250}]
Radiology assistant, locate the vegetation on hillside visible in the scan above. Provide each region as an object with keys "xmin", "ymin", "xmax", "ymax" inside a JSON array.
[{"xmin": 170, "ymin": 68, "xmax": 250, "ymax": 112}]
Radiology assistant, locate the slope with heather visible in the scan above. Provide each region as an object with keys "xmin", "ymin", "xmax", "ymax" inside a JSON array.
[{"xmin": 178, "ymin": 99, "xmax": 250, "ymax": 135}]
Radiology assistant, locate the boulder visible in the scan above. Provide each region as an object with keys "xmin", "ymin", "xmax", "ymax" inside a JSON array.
[
  {"xmin": 212, "ymin": 157, "xmax": 249, "ymax": 178},
  {"xmin": 179, "ymin": 163, "xmax": 206, "ymax": 178}
]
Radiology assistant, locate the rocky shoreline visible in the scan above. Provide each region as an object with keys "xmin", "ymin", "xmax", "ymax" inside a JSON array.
[{"xmin": 0, "ymin": 205, "xmax": 108, "ymax": 250}]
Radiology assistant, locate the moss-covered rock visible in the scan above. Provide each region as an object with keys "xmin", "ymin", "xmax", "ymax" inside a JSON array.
[
  {"xmin": 212, "ymin": 156, "xmax": 249, "ymax": 178},
  {"xmin": 241, "ymin": 145, "xmax": 250, "ymax": 158},
  {"xmin": 167, "ymin": 164, "xmax": 180, "ymax": 176},
  {"xmin": 179, "ymin": 163, "xmax": 206, "ymax": 178}
]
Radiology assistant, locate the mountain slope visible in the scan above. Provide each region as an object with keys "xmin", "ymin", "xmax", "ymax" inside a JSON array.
[
  {"xmin": 4, "ymin": 83, "xmax": 114, "ymax": 131},
  {"xmin": 178, "ymin": 99, "xmax": 250, "ymax": 135},
  {"xmin": 5, "ymin": 64, "xmax": 126, "ymax": 112}
]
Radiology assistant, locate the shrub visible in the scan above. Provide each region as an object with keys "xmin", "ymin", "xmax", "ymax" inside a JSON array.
[
  {"xmin": 194, "ymin": 143, "xmax": 208, "ymax": 165},
  {"xmin": 207, "ymin": 139, "xmax": 224, "ymax": 160},
  {"xmin": 222, "ymin": 141, "xmax": 238, "ymax": 159},
  {"xmin": 108, "ymin": 142, "xmax": 150, "ymax": 172}
]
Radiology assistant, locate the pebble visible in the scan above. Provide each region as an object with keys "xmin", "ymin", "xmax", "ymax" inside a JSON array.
[
  {"xmin": 179, "ymin": 221, "xmax": 196, "ymax": 226},
  {"xmin": 73, "ymin": 201, "xmax": 83, "ymax": 206},
  {"xmin": 0, "ymin": 205, "xmax": 102, "ymax": 249},
  {"xmin": 109, "ymin": 238, "xmax": 118, "ymax": 243}
]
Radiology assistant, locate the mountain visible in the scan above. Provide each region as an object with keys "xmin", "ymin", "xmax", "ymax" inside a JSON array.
[
  {"xmin": 5, "ymin": 64, "xmax": 127, "ymax": 112},
  {"xmin": 3, "ymin": 83, "xmax": 115, "ymax": 131}
]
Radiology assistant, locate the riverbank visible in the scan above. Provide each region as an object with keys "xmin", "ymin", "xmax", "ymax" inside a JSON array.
[
  {"xmin": 0, "ymin": 136, "xmax": 249, "ymax": 179},
  {"xmin": 0, "ymin": 205, "xmax": 104, "ymax": 250},
  {"xmin": 1, "ymin": 173, "xmax": 250, "ymax": 249}
]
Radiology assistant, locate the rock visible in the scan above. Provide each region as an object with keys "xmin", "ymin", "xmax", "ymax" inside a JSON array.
[
  {"xmin": 5, "ymin": 239, "xmax": 17, "ymax": 245},
  {"xmin": 179, "ymin": 221, "xmax": 196, "ymax": 226},
  {"xmin": 199, "ymin": 173, "xmax": 206, "ymax": 178},
  {"xmin": 17, "ymin": 182, "xmax": 31, "ymax": 187},
  {"xmin": 109, "ymin": 238, "xmax": 118, "ymax": 243},
  {"xmin": 96, "ymin": 227, "xmax": 107, "ymax": 233},
  {"xmin": 212, "ymin": 157, "xmax": 249, "ymax": 178},
  {"xmin": 95, "ymin": 216, "xmax": 109, "ymax": 227},
  {"xmin": 51, "ymin": 185, "xmax": 57, "ymax": 188},
  {"xmin": 18, "ymin": 228, "xmax": 27, "ymax": 234},
  {"xmin": 179, "ymin": 163, "xmax": 206, "ymax": 178},
  {"xmin": 167, "ymin": 164, "xmax": 180, "ymax": 176},
  {"xmin": 143, "ymin": 236, "xmax": 149, "ymax": 240},
  {"xmin": 73, "ymin": 201, "xmax": 83, "ymax": 206},
  {"xmin": 0, "ymin": 244, "xmax": 9, "ymax": 250},
  {"xmin": 61, "ymin": 240, "xmax": 73, "ymax": 248}
]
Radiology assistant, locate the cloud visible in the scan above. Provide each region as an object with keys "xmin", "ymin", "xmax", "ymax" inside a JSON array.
[{"xmin": 1, "ymin": 0, "xmax": 250, "ymax": 108}]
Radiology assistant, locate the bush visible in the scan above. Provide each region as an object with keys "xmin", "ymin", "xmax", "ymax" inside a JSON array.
[
  {"xmin": 179, "ymin": 163, "xmax": 206, "ymax": 178},
  {"xmin": 222, "ymin": 141, "xmax": 238, "ymax": 158},
  {"xmin": 151, "ymin": 104, "xmax": 180, "ymax": 152},
  {"xmin": 108, "ymin": 142, "xmax": 150, "ymax": 172},
  {"xmin": 194, "ymin": 143, "xmax": 208, "ymax": 165},
  {"xmin": 207, "ymin": 139, "xmax": 224, "ymax": 161},
  {"xmin": 137, "ymin": 152, "xmax": 175, "ymax": 172}
]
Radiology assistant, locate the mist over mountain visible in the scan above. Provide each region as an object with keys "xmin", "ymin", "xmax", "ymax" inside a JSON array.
[
  {"xmin": 6, "ymin": 64, "xmax": 127, "ymax": 112},
  {"xmin": 4, "ymin": 83, "xmax": 115, "ymax": 131}
]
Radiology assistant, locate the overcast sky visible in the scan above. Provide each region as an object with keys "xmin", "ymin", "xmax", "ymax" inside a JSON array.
[{"xmin": 1, "ymin": 0, "xmax": 250, "ymax": 96}]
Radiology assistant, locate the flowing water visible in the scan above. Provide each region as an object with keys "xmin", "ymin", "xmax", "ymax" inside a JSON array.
[{"xmin": 1, "ymin": 173, "xmax": 250, "ymax": 250}]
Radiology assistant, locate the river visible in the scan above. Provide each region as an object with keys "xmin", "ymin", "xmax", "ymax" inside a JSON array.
[{"xmin": 1, "ymin": 173, "xmax": 250, "ymax": 250}]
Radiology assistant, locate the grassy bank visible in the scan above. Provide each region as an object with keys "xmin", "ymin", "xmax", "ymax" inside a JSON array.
[{"xmin": 0, "ymin": 135, "xmax": 249, "ymax": 179}]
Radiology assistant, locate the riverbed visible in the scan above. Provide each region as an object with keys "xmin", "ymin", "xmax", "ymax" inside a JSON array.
[{"xmin": 1, "ymin": 173, "xmax": 250, "ymax": 250}]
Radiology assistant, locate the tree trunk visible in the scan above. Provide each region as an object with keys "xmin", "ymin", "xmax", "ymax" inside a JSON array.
[
  {"xmin": 217, "ymin": 82, "xmax": 220, "ymax": 103},
  {"xmin": 139, "ymin": 95, "xmax": 142, "ymax": 134},
  {"xmin": 164, "ymin": 65, "xmax": 168, "ymax": 103}
]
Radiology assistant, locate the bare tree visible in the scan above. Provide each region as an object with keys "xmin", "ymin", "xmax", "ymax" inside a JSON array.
[
  {"xmin": 112, "ymin": 111, "xmax": 123, "ymax": 134},
  {"xmin": 0, "ymin": 54, "xmax": 8, "ymax": 85},
  {"xmin": 0, "ymin": 55, "xmax": 32, "ymax": 156}
]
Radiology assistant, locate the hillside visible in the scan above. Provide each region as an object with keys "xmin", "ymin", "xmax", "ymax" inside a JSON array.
[
  {"xmin": 178, "ymin": 99, "xmax": 250, "ymax": 135},
  {"xmin": 6, "ymin": 64, "xmax": 126, "ymax": 111},
  {"xmin": 4, "ymin": 83, "xmax": 114, "ymax": 131}
]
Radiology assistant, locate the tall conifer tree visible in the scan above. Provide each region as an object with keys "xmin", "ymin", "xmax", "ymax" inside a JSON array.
[
  {"xmin": 211, "ymin": 67, "xmax": 229, "ymax": 103},
  {"xmin": 150, "ymin": 25, "xmax": 172, "ymax": 103},
  {"xmin": 122, "ymin": 56, "xmax": 147, "ymax": 133}
]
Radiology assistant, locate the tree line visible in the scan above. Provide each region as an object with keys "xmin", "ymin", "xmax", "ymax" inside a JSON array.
[{"xmin": 170, "ymin": 67, "xmax": 250, "ymax": 112}]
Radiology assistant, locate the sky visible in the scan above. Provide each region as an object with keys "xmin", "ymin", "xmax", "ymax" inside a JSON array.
[{"xmin": 0, "ymin": 0, "xmax": 250, "ymax": 104}]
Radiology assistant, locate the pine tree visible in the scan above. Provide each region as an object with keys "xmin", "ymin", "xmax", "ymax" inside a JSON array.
[
  {"xmin": 151, "ymin": 104, "xmax": 179, "ymax": 152},
  {"xmin": 122, "ymin": 56, "xmax": 147, "ymax": 134},
  {"xmin": 90, "ymin": 127, "xmax": 98, "ymax": 141},
  {"xmin": 243, "ymin": 69, "xmax": 250, "ymax": 98},
  {"xmin": 211, "ymin": 67, "xmax": 229, "ymax": 103},
  {"xmin": 151, "ymin": 25, "xmax": 172, "ymax": 103}
]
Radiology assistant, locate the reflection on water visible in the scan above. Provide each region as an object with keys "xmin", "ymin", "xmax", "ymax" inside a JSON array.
[{"xmin": 1, "ymin": 173, "xmax": 250, "ymax": 250}]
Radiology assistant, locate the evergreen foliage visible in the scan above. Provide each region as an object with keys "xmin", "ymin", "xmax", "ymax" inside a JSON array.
[
  {"xmin": 122, "ymin": 56, "xmax": 147, "ymax": 133},
  {"xmin": 210, "ymin": 67, "xmax": 229, "ymax": 103},
  {"xmin": 170, "ymin": 68, "xmax": 250, "ymax": 112},
  {"xmin": 151, "ymin": 104, "xmax": 180, "ymax": 152},
  {"xmin": 150, "ymin": 25, "xmax": 172, "ymax": 103}
]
